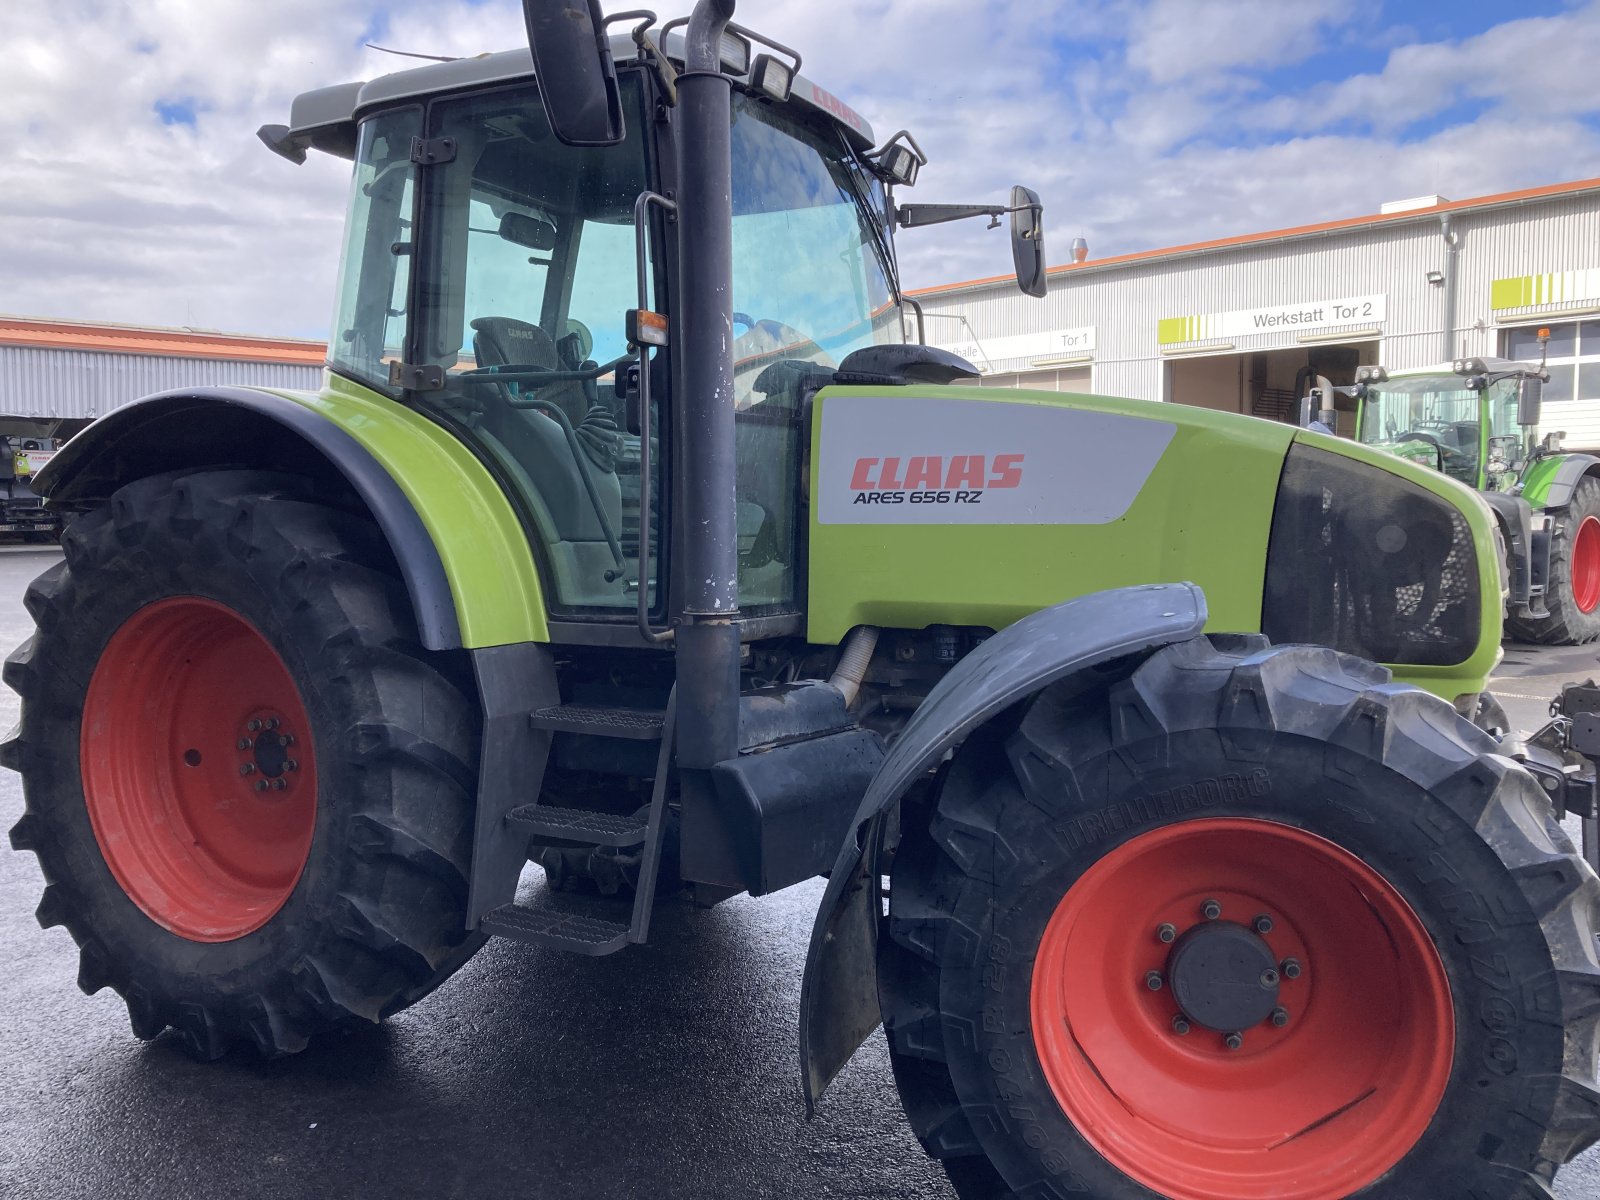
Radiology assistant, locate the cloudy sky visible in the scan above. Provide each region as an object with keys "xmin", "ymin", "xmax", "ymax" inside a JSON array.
[{"xmin": 4, "ymin": 0, "xmax": 1597, "ymax": 340}]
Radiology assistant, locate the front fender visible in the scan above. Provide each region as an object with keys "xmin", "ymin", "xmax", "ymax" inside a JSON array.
[
  {"xmin": 798, "ymin": 582, "xmax": 1209, "ymax": 1112},
  {"xmin": 1521, "ymin": 452, "xmax": 1600, "ymax": 512}
]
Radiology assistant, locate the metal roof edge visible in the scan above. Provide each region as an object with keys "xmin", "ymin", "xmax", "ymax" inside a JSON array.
[
  {"xmin": 911, "ymin": 175, "xmax": 1600, "ymax": 301},
  {"xmin": 0, "ymin": 315, "xmax": 328, "ymax": 365}
]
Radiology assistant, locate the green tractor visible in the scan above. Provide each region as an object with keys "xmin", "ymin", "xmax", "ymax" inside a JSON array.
[
  {"xmin": 1348, "ymin": 344, "xmax": 1600, "ymax": 644},
  {"xmin": 8, "ymin": 4, "xmax": 1600, "ymax": 1197}
]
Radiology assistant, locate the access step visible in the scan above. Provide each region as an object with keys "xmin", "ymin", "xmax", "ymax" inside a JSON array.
[
  {"xmin": 530, "ymin": 703, "xmax": 665, "ymax": 740},
  {"xmin": 479, "ymin": 901, "xmax": 631, "ymax": 956},
  {"xmin": 506, "ymin": 804, "xmax": 648, "ymax": 847}
]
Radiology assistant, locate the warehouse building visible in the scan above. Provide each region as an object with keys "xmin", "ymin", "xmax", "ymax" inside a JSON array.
[
  {"xmin": 0, "ymin": 316, "xmax": 325, "ymax": 438},
  {"xmin": 915, "ymin": 177, "xmax": 1600, "ymax": 446}
]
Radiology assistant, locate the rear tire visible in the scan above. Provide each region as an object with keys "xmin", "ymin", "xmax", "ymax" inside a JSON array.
[
  {"xmin": 5, "ymin": 470, "xmax": 483, "ymax": 1058},
  {"xmin": 1507, "ymin": 475, "xmax": 1600, "ymax": 645},
  {"xmin": 881, "ymin": 635, "xmax": 1600, "ymax": 1199}
]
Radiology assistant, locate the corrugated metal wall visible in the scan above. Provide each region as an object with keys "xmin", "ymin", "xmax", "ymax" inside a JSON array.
[
  {"xmin": 918, "ymin": 189, "xmax": 1598, "ymax": 415},
  {"xmin": 0, "ymin": 346, "xmax": 325, "ymax": 421}
]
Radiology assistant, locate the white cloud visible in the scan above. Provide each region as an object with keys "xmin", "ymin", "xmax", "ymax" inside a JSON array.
[
  {"xmin": 1124, "ymin": 0, "xmax": 1363, "ymax": 85},
  {"xmin": 0, "ymin": 0, "xmax": 1594, "ymax": 338},
  {"xmin": 1245, "ymin": 2, "xmax": 1600, "ymax": 135}
]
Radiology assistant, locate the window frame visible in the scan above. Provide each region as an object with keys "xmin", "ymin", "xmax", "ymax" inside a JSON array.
[{"xmin": 1502, "ymin": 319, "xmax": 1600, "ymax": 406}]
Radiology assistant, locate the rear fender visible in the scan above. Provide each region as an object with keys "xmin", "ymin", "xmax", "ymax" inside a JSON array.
[
  {"xmin": 36, "ymin": 382, "xmax": 548, "ymax": 649},
  {"xmin": 798, "ymin": 582, "xmax": 1209, "ymax": 1112}
]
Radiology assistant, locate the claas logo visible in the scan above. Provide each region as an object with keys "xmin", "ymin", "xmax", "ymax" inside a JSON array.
[{"xmin": 849, "ymin": 454, "xmax": 1025, "ymax": 491}]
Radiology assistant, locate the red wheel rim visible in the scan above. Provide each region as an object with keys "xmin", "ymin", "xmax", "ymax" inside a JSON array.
[
  {"xmin": 1031, "ymin": 818, "xmax": 1453, "ymax": 1200},
  {"xmin": 1572, "ymin": 515, "xmax": 1600, "ymax": 614},
  {"xmin": 81, "ymin": 597, "xmax": 318, "ymax": 942}
]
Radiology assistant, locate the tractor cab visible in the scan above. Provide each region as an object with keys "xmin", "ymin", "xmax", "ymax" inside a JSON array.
[
  {"xmin": 1352, "ymin": 357, "xmax": 1546, "ymax": 491},
  {"xmin": 262, "ymin": 29, "xmax": 1042, "ymax": 628}
]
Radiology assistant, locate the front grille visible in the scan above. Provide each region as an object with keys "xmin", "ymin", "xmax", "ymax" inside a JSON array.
[{"xmin": 1263, "ymin": 445, "xmax": 1479, "ymax": 666}]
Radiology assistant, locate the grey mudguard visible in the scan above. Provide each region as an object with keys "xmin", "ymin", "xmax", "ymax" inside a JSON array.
[
  {"xmin": 799, "ymin": 582, "xmax": 1209, "ymax": 1112},
  {"xmin": 1538, "ymin": 453, "xmax": 1600, "ymax": 511}
]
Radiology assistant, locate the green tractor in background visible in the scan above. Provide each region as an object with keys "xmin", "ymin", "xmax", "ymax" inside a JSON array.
[
  {"xmin": 7, "ymin": 3, "xmax": 1600, "ymax": 1198},
  {"xmin": 1349, "ymin": 339, "xmax": 1600, "ymax": 643}
]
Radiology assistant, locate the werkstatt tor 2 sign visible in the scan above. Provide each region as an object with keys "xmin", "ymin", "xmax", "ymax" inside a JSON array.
[{"xmin": 1158, "ymin": 294, "xmax": 1386, "ymax": 346}]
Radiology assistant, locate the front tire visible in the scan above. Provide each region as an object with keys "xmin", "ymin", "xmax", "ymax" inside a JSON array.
[
  {"xmin": 5, "ymin": 470, "xmax": 483, "ymax": 1058},
  {"xmin": 1507, "ymin": 475, "xmax": 1600, "ymax": 645},
  {"xmin": 881, "ymin": 636, "xmax": 1600, "ymax": 1199}
]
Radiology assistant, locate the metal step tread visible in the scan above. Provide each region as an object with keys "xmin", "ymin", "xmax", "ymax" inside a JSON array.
[
  {"xmin": 480, "ymin": 902, "xmax": 630, "ymax": 955},
  {"xmin": 507, "ymin": 804, "xmax": 648, "ymax": 846},
  {"xmin": 530, "ymin": 703, "xmax": 666, "ymax": 739}
]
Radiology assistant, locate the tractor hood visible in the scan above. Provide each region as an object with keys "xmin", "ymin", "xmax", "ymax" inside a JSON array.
[{"xmin": 804, "ymin": 386, "xmax": 1502, "ymax": 702}]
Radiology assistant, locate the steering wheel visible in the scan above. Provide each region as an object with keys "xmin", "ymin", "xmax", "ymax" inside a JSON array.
[{"xmin": 1396, "ymin": 431, "xmax": 1442, "ymax": 449}]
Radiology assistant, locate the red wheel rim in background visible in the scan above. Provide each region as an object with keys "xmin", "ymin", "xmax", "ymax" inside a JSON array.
[
  {"xmin": 81, "ymin": 597, "xmax": 318, "ymax": 942},
  {"xmin": 1571, "ymin": 515, "xmax": 1600, "ymax": 614},
  {"xmin": 1031, "ymin": 818, "xmax": 1454, "ymax": 1200}
]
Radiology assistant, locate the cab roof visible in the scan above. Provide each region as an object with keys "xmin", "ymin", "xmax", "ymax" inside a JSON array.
[
  {"xmin": 279, "ymin": 34, "xmax": 875, "ymax": 163},
  {"xmin": 1387, "ymin": 358, "xmax": 1541, "ymax": 379}
]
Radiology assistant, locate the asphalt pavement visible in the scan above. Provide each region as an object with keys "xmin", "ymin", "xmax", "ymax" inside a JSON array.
[{"xmin": 0, "ymin": 545, "xmax": 1596, "ymax": 1199}]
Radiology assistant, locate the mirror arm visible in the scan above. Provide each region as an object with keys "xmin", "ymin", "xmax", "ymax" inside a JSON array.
[{"xmin": 897, "ymin": 203, "xmax": 1011, "ymax": 230}]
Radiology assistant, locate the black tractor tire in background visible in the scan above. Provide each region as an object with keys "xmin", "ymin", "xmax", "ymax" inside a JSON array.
[
  {"xmin": 1507, "ymin": 475, "xmax": 1600, "ymax": 645},
  {"xmin": 880, "ymin": 635, "xmax": 1600, "ymax": 1200},
  {"xmin": 5, "ymin": 469, "xmax": 483, "ymax": 1058}
]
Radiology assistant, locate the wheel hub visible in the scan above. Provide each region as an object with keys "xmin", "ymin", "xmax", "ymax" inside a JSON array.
[
  {"xmin": 1167, "ymin": 920, "xmax": 1281, "ymax": 1032},
  {"xmin": 239, "ymin": 714, "xmax": 300, "ymax": 789}
]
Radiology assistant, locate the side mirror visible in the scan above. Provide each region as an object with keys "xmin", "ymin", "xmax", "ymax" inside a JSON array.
[
  {"xmin": 1010, "ymin": 185, "xmax": 1046, "ymax": 298},
  {"xmin": 1518, "ymin": 375, "xmax": 1543, "ymax": 428},
  {"xmin": 522, "ymin": 0, "xmax": 625, "ymax": 147}
]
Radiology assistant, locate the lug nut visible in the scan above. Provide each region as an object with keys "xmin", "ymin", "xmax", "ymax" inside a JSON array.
[
  {"xmin": 1201, "ymin": 898, "xmax": 1222, "ymax": 920},
  {"xmin": 239, "ymin": 763, "xmax": 255, "ymax": 776},
  {"xmin": 1253, "ymin": 914, "xmax": 1274, "ymax": 934},
  {"xmin": 1156, "ymin": 923, "xmax": 1177, "ymax": 944},
  {"xmin": 1271, "ymin": 1007, "xmax": 1290, "ymax": 1027},
  {"xmin": 278, "ymin": 734, "xmax": 289, "ymax": 747},
  {"xmin": 1224, "ymin": 1032, "xmax": 1243, "ymax": 1051},
  {"xmin": 1171, "ymin": 1016, "xmax": 1190, "ymax": 1036},
  {"xmin": 254, "ymin": 779, "xmax": 269, "ymax": 793},
  {"xmin": 1281, "ymin": 958, "xmax": 1302, "ymax": 980},
  {"xmin": 284, "ymin": 733, "xmax": 296, "ymax": 746},
  {"xmin": 237, "ymin": 738, "xmax": 251, "ymax": 751},
  {"xmin": 285, "ymin": 759, "xmax": 298, "ymax": 772},
  {"xmin": 271, "ymin": 778, "xmax": 287, "ymax": 791},
  {"xmin": 267, "ymin": 718, "xmax": 280, "ymax": 730},
  {"xmin": 1259, "ymin": 968, "xmax": 1280, "ymax": 989},
  {"xmin": 247, "ymin": 719, "xmax": 262, "ymax": 732},
  {"xmin": 1145, "ymin": 971, "xmax": 1164, "ymax": 991}
]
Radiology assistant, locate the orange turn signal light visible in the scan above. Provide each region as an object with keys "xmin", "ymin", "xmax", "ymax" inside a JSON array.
[{"xmin": 628, "ymin": 309, "xmax": 669, "ymax": 348}]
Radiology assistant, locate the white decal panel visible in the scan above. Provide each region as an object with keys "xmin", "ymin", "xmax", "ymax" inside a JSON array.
[{"xmin": 817, "ymin": 396, "xmax": 1176, "ymax": 525}]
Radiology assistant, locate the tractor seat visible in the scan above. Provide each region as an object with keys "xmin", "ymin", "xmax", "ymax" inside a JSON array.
[{"xmin": 467, "ymin": 316, "xmax": 622, "ymax": 552}]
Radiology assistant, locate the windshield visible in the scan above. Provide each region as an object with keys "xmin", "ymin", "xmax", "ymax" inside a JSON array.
[
  {"xmin": 729, "ymin": 94, "xmax": 900, "ymax": 408},
  {"xmin": 1358, "ymin": 375, "xmax": 1504, "ymax": 486}
]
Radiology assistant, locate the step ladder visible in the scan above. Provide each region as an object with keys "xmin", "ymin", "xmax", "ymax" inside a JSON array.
[{"xmin": 478, "ymin": 693, "xmax": 675, "ymax": 957}]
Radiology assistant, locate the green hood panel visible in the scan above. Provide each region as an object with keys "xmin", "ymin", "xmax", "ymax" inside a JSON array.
[
  {"xmin": 806, "ymin": 386, "xmax": 1292, "ymax": 644},
  {"xmin": 806, "ymin": 388, "xmax": 1499, "ymax": 703},
  {"xmin": 263, "ymin": 374, "xmax": 548, "ymax": 646}
]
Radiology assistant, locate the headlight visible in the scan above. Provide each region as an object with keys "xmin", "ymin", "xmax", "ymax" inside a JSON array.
[{"xmin": 1262, "ymin": 445, "xmax": 1480, "ymax": 666}]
